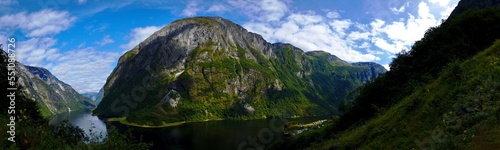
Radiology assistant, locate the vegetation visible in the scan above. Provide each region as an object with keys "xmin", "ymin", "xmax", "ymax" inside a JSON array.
[
  {"xmin": 95, "ymin": 32, "xmax": 384, "ymax": 126},
  {"xmin": 0, "ymin": 51, "xmax": 151, "ymax": 149},
  {"xmin": 0, "ymin": 89, "xmax": 151, "ymax": 149},
  {"xmin": 308, "ymin": 40, "xmax": 500, "ymax": 150},
  {"xmin": 19, "ymin": 65, "xmax": 95, "ymax": 115},
  {"xmin": 274, "ymin": 7, "xmax": 500, "ymax": 149}
]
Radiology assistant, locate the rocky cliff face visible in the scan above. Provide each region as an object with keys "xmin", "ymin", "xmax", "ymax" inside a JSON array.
[
  {"xmin": 0, "ymin": 50, "xmax": 94, "ymax": 116},
  {"xmin": 94, "ymin": 17, "xmax": 385, "ymax": 125}
]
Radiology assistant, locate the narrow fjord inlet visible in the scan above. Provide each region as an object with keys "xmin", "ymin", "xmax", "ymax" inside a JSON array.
[{"xmin": 1, "ymin": 0, "xmax": 500, "ymax": 149}]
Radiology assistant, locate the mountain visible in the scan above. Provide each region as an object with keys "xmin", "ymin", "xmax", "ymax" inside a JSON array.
[
  {"xmin": 93, "ymin": 17, "xmax": 386, "ymax": 126},
  {"xmin": 83, "ymin": 87, "xmax": 104, "ymax": 105},
  {"xmin": 0, "ymin": 50, "xmax": 95, "ymax": 117},
  {"xmin": 273, "ymin": 1, "xmax": 500, "ymax": 149},
  {"xmin": 82, "ymin": 92, "xmax": 98, "ymax": 101}
]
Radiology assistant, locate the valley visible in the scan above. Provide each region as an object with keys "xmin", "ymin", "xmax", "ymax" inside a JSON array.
[{"xmin": 1, "ymin": 0, "xmax": 500, "ymax": 149}]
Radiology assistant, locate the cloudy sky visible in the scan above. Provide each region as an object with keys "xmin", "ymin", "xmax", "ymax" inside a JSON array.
[{"xmin": 1, "ymin": 0, "xmax": 459, "ymax": 93}]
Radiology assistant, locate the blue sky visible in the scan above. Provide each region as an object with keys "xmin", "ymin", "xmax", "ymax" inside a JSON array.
[{"xmin": 0, "ymin": 0, "xmax": 459, "ymax": 93}]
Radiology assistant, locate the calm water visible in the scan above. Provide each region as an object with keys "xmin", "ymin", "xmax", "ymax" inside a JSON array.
[
  {"xmin": 50, "ymin": 109, "xmax": 329, "ymax": 150},
  {"xmin": 49, "ymin": 109, "xmax": 108, "ymax": 139}
]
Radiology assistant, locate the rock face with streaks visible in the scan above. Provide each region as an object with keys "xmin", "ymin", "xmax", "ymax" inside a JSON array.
[{"xmin": 94, "ymin": 17, "xmax": 385, "ymax": 125}]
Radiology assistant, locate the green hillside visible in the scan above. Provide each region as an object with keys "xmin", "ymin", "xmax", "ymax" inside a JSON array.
[
  {"xmin": 93, "ymin": 17, "xmax": 386, "ymax": 126},
  {"xmin": 310, "ymin": 40, "xmax": 500, "ymax": 149},
  {"xmin": 273, "ymin": 6, "xmax": 500, "ymax": 150}
]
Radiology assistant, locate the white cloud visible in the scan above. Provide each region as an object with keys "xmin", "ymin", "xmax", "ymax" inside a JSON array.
[
  {"xmin": 326, "ymin": 11, "xmax": 340, "ymax": 19},
  {"xmin": 369, "ymin": 19, "xmax": 385, "ymax": 32},
  {"xmin": 330, "ymin": 19, "xmax": 351, "ymax": 36},
  {"xmin": 390, "ymin": 2, "xmax": 409, "ymax": 14},
  {"xmin": 120, "ymin": 25, "xmax": 162, "ymax": 52},
  {"xmin": 288, "ymin": 12, "xmax": 323, "ymax": 25},
  {"xmin": 367, "ymin": 49, "xmax": 384, "ymax": 55},
  {"xmin": 417, "ymin": 2, "xmax": 433, "ymax": 19},
  {"xmin": 0, "ymin": 9, "xmax": 76, "ymax": 37},
  {"xmin": 17, "ymin": 37, "xmax": 120, "ymax": 93},
  {"xmin": 261, "ymin": 0, "xmax": 288, "ymax": 21},
  {"xmin": 17, "ymin": 37, "xmax": 60, "ymax": 67},
  {"xmin": 372, "ymin": 38, "xmax": 400, "ymax": 53},
  {"xmin": 95, "ymin": 35, "xmax": 114, "ymax": 46},
  {"xmin": 365, "ymin": 2, "xmax": 441, "ymax": 54},
  {"xmin": 207, "ymin": 4, "xmax": 229, "ymax": 13},
  {"xmin": 226, "ymin": 0, "xmax": 459, "ymax": 63},
  {"xmin": 181, "ymin": 1, "xmax": 201, "ymax": 17},
  {"xmin": 50, "ymin": 47, "xmax": 120, "ymax": 93},
  {"xmin": 347, "ymin": 31, "xmax": 370, "ymax": 41},
  {"xmin": 227, "ymin": 0, "xmax": 289, "ymax": 21},
  {"xmin": 440, "ymin": 3, "xmax": 458, "ymax": 20},
  {"xmin": 244, "ymin": 12, "xmax": 379, "ymax": 62},
  {"xmin": 429, "ymin": 0, "xmax": 451, "ymax": 7}
]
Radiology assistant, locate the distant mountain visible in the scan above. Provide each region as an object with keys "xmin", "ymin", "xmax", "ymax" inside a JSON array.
[
  {"xmin": 351, "ymin": 62, "xmax": 387, "ymax": 83},
  {"xmin": 0, "ymin": 50, "xmax": 95, "ymax": 117},
  {"xmin": 82, "ymin": 92, "xmax": 98, "ymax": 101},
  {"xmin": 83, "ymin": 87, "xmax": 104, "ymax": 105},
  {"xmin": 93, "ymin": 17, "xmax": 386, "ymax": 126}
]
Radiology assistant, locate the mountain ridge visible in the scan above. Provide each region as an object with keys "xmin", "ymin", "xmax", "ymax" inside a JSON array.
[
  {"xmin": 94, "ymin": 16, "xmax": 386, "ymax": 125},
  {"xmin": 0, "ymin": 50, "xmax": 94, "ymax": 116}
]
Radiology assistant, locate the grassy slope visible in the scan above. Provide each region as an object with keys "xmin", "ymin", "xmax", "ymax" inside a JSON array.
[
  {"xmin": 336, "ymin": 8, "xmax": 500, "ymax": 131},
  {"xmin": 309, "ymin": 41, "xmax": 500, "ymax": 149}
]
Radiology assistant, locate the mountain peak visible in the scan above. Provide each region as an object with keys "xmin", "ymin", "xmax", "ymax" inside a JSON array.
[
  {"xmin": 96, "ymin": 16, "xmax": 386, "ymax": 124},
  {"xmin": 109, "ymin": 16, "xmax": 273, "ymax": 92},
  {"xmin": 136, "ymin": 16, "xmax": 261, "ymax": 52}
]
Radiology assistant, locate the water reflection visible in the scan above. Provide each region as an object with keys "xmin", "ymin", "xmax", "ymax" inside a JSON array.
[
  {"xmin": 112, "ymin": 116, "xmax": 329, "ymax": 150},
  {"xmin": 49, "ymin": 109, "xmax": 107, "ymax": 141},
  {"xmin": 49, "ymin": 109, "xmax": 328, "ymax": 149}
]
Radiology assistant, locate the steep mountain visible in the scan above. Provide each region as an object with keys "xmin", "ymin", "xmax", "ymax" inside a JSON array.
[
  {"xmin": 273, "ymin": 1, "xmax": 500, "ymax": 149},
  {"xmin": 93, "ymin": 17, "xmax": 385, "ymax": 125},
  {"xmin": 2, "ymin": 50, "xmax": 95, "ymax": 117}
]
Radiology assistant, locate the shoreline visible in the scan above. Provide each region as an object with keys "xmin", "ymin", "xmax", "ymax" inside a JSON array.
[
  {"xmin": 105, "ymin": 114, "xmax": 332, "ymax": 128},
  {"xmin": 106, "ymin": 117, "xmax": 186, "ymax": 128}
]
